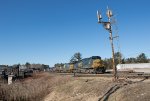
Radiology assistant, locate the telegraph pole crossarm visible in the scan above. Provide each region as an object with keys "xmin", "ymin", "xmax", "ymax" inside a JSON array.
[{"xmin": 97, "ymin": 8, "xmax": 117, "ymax": 81}]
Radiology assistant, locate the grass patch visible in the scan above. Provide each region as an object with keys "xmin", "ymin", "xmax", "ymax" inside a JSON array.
[{"xmin": 0, "ymin": 72, "xmax": 69, "ymax": 101}]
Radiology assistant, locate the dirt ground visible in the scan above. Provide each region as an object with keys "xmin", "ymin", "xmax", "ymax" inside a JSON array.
[
  {"xmin": 44, "ymin": 74, "xmax": 150, "ymax": 101},
  {"xmin": 108, "ymin": 79, "xmax": 150, "ymax": 101}
]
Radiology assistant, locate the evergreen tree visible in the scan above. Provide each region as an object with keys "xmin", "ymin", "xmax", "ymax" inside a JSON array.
[{"xmin": 136, "ymin": 53, "xmax": 148, "ymax": 63}]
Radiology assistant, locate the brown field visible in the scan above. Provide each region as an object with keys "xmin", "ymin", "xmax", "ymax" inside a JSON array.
[
  {"xmin": 44, "ymin": 74, "xmax": 150, "ymax": 101},
  {"xmin": 0, "ymin": 72, "xmax": 150, "ymax": 101},
  {"xmin": 0, "ymin": 72, "xmax": 70, "ymax": 101}
]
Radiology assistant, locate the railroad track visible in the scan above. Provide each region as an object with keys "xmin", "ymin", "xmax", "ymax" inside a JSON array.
[
  {"xmin": 74, "ymin": 73, "xmax": 113, "ymax": 77},
  {"xmin": 53, "ymin": 72, "xmax": 150, "ymax": 79},
  {"xmin": 75, "ymin": 73, "xmax": 150, "ymax": 78}
]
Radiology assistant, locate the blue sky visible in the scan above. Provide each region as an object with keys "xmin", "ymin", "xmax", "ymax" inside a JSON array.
[{"xmin": 0, "ymin": 0, "xmax": 150, "ymax": 66}]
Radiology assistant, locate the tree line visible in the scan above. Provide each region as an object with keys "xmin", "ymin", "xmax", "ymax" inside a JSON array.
[
  {"xmin": 104, "ymin": 52, "xmax": 149, "ymax": 69},
  {"xmin": 14, "ymin": 62, "xmax": 50, "ymax": 71}
]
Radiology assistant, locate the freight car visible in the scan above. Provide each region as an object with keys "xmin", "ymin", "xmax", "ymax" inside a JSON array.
[
  {"xmin": 0, "ymin": 65, "xmax": 33, "ymax": 80},
  {"xmin": 117, "ymin": 63, "xmax": 150, "ymax": 73}
]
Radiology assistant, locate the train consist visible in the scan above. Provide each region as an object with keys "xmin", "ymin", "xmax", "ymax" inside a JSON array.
[{"xmin": 53, "ymin": 56, "xmax": 106, "ymax": 73}]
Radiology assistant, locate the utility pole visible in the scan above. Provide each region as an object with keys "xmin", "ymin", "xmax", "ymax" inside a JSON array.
[{"xmin": 97, "ymin": 7, "xmax": 117, "ymax": 81}]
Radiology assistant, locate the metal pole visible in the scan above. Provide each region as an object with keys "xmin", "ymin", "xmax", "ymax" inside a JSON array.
[
  {"xmin": 97, "ymin": 8, "xmax": 117, "ymax": 81},
  {"xmin": 109, "ymin": 32, "xmax": 117, "ymax": 81},
  {"xmin": 108, "ymin": 18, "xmax": 117, "ymax": 81}
]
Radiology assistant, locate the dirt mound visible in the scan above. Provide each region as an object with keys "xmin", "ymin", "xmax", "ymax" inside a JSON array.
[
  {"xmin": 44, "ymin": 77, "xmax": 113, "ymax": 101},
  {"xmin": 44, "ymin": 74, "xmax": 150, "ymax": 101},
  {"xmin": 108, "ymin": 80, "xmax": 150, "ymax": 101}
]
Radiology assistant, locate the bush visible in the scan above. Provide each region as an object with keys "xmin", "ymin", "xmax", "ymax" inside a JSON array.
[{"xmin": 0, "ymin": 73, "xmax": 53, "ymax": 101}]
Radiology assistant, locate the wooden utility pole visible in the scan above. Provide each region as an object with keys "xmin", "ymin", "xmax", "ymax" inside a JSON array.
[{"xmin": 97, "ymin": 7, "xmax": 117, "ymax": 81}]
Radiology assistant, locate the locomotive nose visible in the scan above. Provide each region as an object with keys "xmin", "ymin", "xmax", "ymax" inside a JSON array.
[{"xmin": 92, "ymin": 59, "xmax": 101, "ymax": 68}]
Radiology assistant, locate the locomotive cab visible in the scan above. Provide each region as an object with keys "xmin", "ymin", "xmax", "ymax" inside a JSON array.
[{"xmin": 91, "ymin": 56, "xmax": 105, "ymax": 73}]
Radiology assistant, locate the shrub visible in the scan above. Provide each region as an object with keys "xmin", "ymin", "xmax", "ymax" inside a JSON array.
[{"xmin": 0, "ymin": 73, "xmax": 53, "ymax": 101}]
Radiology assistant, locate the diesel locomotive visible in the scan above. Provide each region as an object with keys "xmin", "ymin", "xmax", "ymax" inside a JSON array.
[{"xmin": 54, "ymin": 56, "xmax": 106, "ymax": 73}]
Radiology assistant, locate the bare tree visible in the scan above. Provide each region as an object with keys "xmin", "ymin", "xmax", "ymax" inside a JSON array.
[{"xmin": 70, "ymin": 52, "xmax": 82, "ymax": 63}]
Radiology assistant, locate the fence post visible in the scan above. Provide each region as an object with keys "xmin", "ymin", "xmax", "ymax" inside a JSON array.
[{"xmin": 8, "ymin": 75, "xmax": 13, "ymax": 85}]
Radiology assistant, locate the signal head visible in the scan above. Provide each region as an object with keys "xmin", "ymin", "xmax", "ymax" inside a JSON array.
[{"xmin": 97, "ymin": 10, "xmax": 102, "ymax": 23}]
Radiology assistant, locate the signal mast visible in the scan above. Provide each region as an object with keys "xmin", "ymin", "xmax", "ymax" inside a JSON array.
[{"xmin": 97, "ymin": 7, "xmax": 117, "ymax": 81}]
